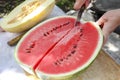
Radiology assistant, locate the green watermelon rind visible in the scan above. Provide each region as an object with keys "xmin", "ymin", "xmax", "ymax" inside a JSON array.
[
  {"xmin": 35, "ymin": 21, "xmax": 103, "ymax": 79},
  {"xmin": 14, "ymin": 16, "xmax": 76, "ymax": 75}
]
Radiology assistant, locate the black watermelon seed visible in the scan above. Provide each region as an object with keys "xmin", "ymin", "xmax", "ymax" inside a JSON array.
[
  {"xmin": 57, "ymin": 26, "xmax": 60, "ymax": 28},
  {"xmin": 50, "ymin": 30, "xmax": 53, "ymax": 32},
  {"xmin": 55, "ymin": 27, "xmax": 57, "ymax": 30},
  {"xmin": 30, "ymin": 43, "xmax": 35, "ymax": 48},
  {"xmin": 68, "ymin": 54, "xmax": 71, "ymax": 57},
  {"xmin": 80, "ymin": 34, "xmax": 83, "ymax": 37},
  {"xmin": 71, "ymin": 50, "xmax": 76, "ymax": 54},
  {"xmin": 57, "ymin": 61, "xmax": 61, "ymax": 64},
  {"xmin": 59, "ymin": 25, "xmax": 62, "ymax": 28},
  {"xmin": 66, "ymin": 57, "xmax": 68, "ymax": 60},
  {"xmin": 46, "ymin": 32, "xmax": 49, "ymax": 35},
  {"xmin": 26, "ymin": 48, "xmax": 30, "ymax": 50},
  {"xmin": 43, "ymin": 33, "xmax": 47, "ymax": 36},
  {"xmin": 26, "ymin": 50, "xmax": 31, "ymax": 53},
  {"xmin": 56, "ymin": 27, "xmax": 58, "ymax": 29},
  {"xmin": 30, "ymin": 46, "xmax": 33, "ymax": 48},
  {"xmin": 60, "ymin": 59, "xmax": 63, "ymax": 61},
  {"xmin": 54, "ymin": 62, "xmax": 58, "ymax": 65},
  {"xmin": 73, "ymin": 45, "xmax": 77, "ymax": 48},
  {"xmin": 80, "ymin": 29, "xmax": 83, "ymax": 32},
  {"xmin": 53, "ymin": 28, "xmax": 56, "ymax": 31},
  {"xmin": 63, "ymin": 24, "xmax": 66, "ymax": 26},
  {"xmin": 63, "ymin": 22, "xmax": 70, "ymax": 26}
]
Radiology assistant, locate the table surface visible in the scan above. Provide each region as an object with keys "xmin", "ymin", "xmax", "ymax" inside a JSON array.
[{"xmin": 25, "ymin": 50, "xmax": 120, "ymax": 80}]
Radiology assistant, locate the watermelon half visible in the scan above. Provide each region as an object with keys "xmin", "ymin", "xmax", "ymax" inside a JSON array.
[
  {"xmin": 0, "ymin": 0, "xmax": 55, "ymax": 33},
  {"xmin": 15, "ymin": 16, "xmax": 103, "ymax": 79}
]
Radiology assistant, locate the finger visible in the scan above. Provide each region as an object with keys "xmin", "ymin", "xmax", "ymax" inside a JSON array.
[
  {"xmin": 102, "ymin": 21, "xmax": 116, "ymax": 44},
  {"xmin": 102, "ymin": 26, "xmax": 109, "ymax": 45},
  {"xmin": 85, "ymin": 0, "xmax": 91, "ymax": 8},
  {"xmin": 74, "ymin": 0, "xmax": 85, "ymax": 10},
  {"xmin": 0, "ymin": 27, "xmax": 5, "ymax": 32},
  {"xmin": 96, "ymin": 16, "xmax": 108, "ymax": 28}
]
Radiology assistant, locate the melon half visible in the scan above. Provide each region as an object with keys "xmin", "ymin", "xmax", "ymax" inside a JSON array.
[
  {"xmin": 15, "ymin": 16, "xmax": 103, "ymax": 79},
  {"xmin": 0, "ymin": 0, "xmax": 55, "ymax": 33}
]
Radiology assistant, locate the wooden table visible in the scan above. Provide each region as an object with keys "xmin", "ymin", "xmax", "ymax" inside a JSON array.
[{"xmin": 26, "ymin": 50, "xmax": 120, "ymax": 80}]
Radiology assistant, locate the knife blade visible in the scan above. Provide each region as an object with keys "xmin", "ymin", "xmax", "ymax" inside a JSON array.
[{"xmin": 74, "ymin": 4, "xmax": 86, "ymax": 27}]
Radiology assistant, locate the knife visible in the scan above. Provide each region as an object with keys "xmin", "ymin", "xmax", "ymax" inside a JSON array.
[{"xmin": 74, "ymin": 4, "xmax": 86, "ymax": 27}]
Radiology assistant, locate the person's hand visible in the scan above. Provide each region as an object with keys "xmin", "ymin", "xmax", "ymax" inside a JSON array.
[
  {"xmin": 0, "ymin": 27, "xmax": 4, "ymax": 32},
  {"xmin": 96, "ymin": 9, "xmax": 120, "ymax": 44},
  {"xmin": 74, "ymin": 0, "xmax": 90, "ymax": 10}
]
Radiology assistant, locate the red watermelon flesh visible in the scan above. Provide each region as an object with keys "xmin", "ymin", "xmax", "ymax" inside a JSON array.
[
  {"xmin": 16, "ymin": 17, "xmax": 75, "ymax": 72},
  {"xmin": 35, "ymin": 22, "xmax": 103, "ymax": 77}
]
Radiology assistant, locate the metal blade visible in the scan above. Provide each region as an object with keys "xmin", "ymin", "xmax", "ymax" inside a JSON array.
[{"xmin": 75, "ymin": 4, "xmax": 86, "ymax": 26}]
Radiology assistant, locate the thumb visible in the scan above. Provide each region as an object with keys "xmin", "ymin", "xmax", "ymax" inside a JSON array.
[
  {"xmin": 96, "ymin": 16, "xmax": 108, "ymax": 28},
  {"xmin": 101, "ymin": 21, "xmax": 117, "ymax": 44},
  {"xmin": 74, "ymin": 0, "xmax": 85, "ymax": 10},
  {"xmin": 96, "ymin": 16, "xmax": 109, "ymax": 44}
]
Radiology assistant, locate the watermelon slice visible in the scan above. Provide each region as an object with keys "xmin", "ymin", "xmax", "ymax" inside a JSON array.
[
  {"xmin": 0, "ymin": 0, "xmax": 55, "ymax": 33},
  {"xmin": 15, "ymin": 16, "xmax": 103, "ymax": 79}
]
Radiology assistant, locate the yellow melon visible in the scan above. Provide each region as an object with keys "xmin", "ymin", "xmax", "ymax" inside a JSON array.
[{"xmin": 0, "ymin": 0, "xmax": 55, "ymax": 33}]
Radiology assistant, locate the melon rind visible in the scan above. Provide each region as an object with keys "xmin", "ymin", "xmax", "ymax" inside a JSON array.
[
  {"xmin": 0, "ymin": 0, "xmax": 55, "ymax": 33},
  {"xmin": 35, "ymin": 21, "xmax": 103, "ymax": 79}
]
